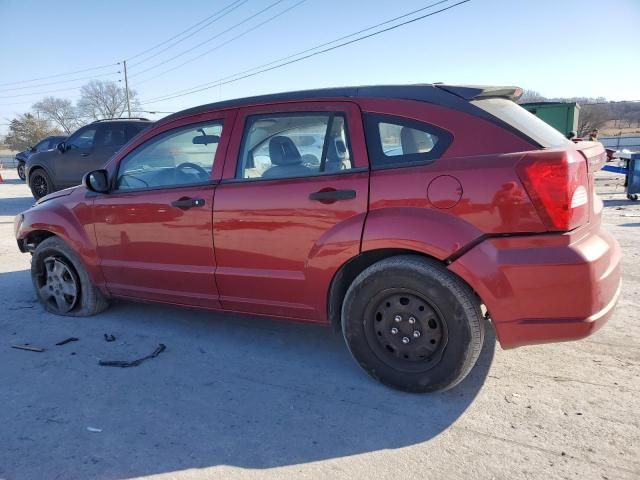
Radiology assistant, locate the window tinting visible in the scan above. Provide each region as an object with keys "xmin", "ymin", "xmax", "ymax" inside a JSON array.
[
  {"xmin": 99, "ymin": 124, "xmax": 127, "ymax": 147},
  {"xmin": 364, "ymin": 114, "xmax": 452, "ymax": 168},
  {"xmin": 68, "ymin": 128, "xmax": 97, "ymax": 149},
  {"xmin": 236, "ymin": 113, "xmax": 353, "ymax": 180},
  {"xmin": 116, "ymin": 121, "xmax": 222, "ymax": 191}
]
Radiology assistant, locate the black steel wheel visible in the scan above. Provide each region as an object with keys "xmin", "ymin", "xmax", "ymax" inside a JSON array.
[
  {"xmin": 342, "ymin": 255, "xmax": 484, "ymax": 393},
  {"xmin": 29, "ymin": 169, "xmax": 52, "ymax": 199},
  {"xmin": 17, "ymin": 162, "xmax": 26, "ymax": 181},
  {"xmin": 364, "ymin": 289, "xmax": 447, "ymax": 372}
]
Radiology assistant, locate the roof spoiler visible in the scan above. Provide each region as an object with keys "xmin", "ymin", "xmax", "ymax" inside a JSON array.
[{"xmin": 435, "ymin": 85, "xmax": 523, "ymax": 102}]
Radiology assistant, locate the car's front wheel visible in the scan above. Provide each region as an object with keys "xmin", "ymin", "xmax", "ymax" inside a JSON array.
[
  {"xmin": 31, "ymin": 236, "xmax": 109, "ymax": 316},
  {"xmin": 17, "ymin": 162, "xmax": 26, "ymax": 181},
  {"xmin": 342, "ymin": 255, "xmax": 484, "ymax": 393},
  {"xmin": 29, "ymin": 169, "xmax": 53, "ymax": 199}
]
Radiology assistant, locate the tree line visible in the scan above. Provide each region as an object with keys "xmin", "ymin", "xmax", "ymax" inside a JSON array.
[
  {"xmin": 518, "ymin": 90, "xmax": 640, "ymax": 136},
  {"xmin": 3, "ymin": 80, "xmax": 140, "ymax": 151}
]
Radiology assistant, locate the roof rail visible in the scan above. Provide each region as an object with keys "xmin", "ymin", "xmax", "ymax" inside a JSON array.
[{"xmin": 90, "ymin": 117, "xmax": 150, "ymax": 123}]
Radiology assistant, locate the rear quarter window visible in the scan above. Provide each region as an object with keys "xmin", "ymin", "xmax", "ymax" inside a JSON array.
[
  {"xmin": 363, "ymin": 114, "xmax": 453, "ymax": 169},
  {"xmin": 471, "ymin": 98, "xmax": 570, "ymax": 148}
]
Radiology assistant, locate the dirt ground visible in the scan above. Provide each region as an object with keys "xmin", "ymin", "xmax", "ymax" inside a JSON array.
[{"xmin": 0, "ymin": 167, "xmax": 638, "ymax": 480}]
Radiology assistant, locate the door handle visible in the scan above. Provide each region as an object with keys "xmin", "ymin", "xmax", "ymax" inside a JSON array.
[
  {"xmin": 309, "ymin": 189, "xmax": 356, "ymax": 204},
  {"xmin": 80, "ymin": 152, "xmax": 90, "ymax": 157},
  {"xmin": 171, "ymin": 197, "xmax": 206, "ymax": 209}
]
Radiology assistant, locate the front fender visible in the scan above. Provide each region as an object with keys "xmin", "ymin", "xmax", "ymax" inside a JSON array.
[
  {"xmin": 17, "ymin": 190, "xmax": 106, "ymax": 291},
  {"xmin": 361, "ymin": 207, "xmax": 483, "ymax": 260}
]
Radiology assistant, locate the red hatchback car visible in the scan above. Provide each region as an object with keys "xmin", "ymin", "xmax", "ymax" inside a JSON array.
[{"xmin": 14, "ymin": 84, "xmax": 621, "ymax": 392}]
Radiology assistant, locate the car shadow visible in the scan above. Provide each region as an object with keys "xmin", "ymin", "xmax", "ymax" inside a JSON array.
[
  {"xmin": 0, "ymin": 194, "xmax": 34, "ymax": 217},
  {"xmin": 0, "ymin": 269, "xmax": 495, "ymax": 479}
]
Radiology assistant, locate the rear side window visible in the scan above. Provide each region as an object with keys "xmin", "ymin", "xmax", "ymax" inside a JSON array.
[
  {"xmin": 236, "ymin": 113, "xmax": 353, "ymax": 180},
  {"xmin": 471, "ymin": 98, "xmax": 570, "ymax": 148},
  {"xmin": 126, "ymin": 122, "xmax": 151, "ymax": 141},
  {"xmin": 364, "ymin": 114, "xmax": 452, "ymax": 168}
]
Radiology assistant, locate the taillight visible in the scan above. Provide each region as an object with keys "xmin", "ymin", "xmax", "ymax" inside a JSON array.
[{"xmin": 516, "ymin": 150, "xmax": 589, "ymax": 231}]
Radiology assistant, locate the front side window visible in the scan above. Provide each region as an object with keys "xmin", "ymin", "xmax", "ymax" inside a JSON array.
[
  {"xmin": 116, "ymin": 121, "xmax": 223, "ymax": 191},
  {"xmin": 364, "ymin": 114, "xmax": 452, "ymax": 168},
  {"xmin": 68, "ymin": 127, "xmax": 97, "ymax": 149},
  {"xmin": 236, "ymin": 113, "xmax": 353, "ymax": 180}
]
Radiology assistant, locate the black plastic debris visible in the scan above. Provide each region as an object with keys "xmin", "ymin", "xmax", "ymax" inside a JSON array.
[
  {"xmin": 98, "ymin": 344, "xmax": 166, "ymax": 368},
  {"xmin": 55, "ymin": 337, "xmax": 79, "ymax": 346},
  {"xmin": 104, "ymin": 334, "xmax": 116, "ymax": 342},
  {"xmin": 12, "ymin": 344, "xmax": 45, "ymax": 352}
]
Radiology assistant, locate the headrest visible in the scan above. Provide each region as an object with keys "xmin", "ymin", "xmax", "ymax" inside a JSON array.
[
  {"xmin": 400, "ymin": 127, "xmax": 434, "ymax": 155},
  {"xmin": 269, "ymin": 136, "xmax": 302, "ymax": 166}
]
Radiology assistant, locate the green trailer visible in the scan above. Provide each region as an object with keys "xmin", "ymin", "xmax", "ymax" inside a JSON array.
[{"xmin": 521, "ymin": 102, "xmax": 580, "ymax": 137}]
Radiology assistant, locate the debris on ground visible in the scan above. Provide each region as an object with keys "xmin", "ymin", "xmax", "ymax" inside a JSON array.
[
  {"xmin": 11, "ymin": 344, "xmax": 45, "ymax": 352},
  {"xmin": 98, "ymin": 343, "xmax": 166, "ymax": 368},
  {"xmin": 104, "ymin": 334, "xmax": 116, "ymax": 342},
  {"xmin": 55, "ymin": 337, "xmax": 79, "ymax": 346},
  {"xmin": 87, "ymin": 427, "xmax": 102, "ymax": 433}
]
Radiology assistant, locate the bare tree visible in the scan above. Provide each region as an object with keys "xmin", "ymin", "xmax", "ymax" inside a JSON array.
[
  {"xmin": 518, "ymin": 90, "xmax": 547, "ymax": 104},
  {"xmin": 4, "ymin": 113, "xmax": 62, "ymax": 151},
  {"xmin": 577, "ymin": 105, "xmax": 609, "ymax": 136},
  {"xmin": 77, "ymin": 80, "xmax": 140, "ymax": 120},
  {"xmin": 33, "ymin": 96, "xmax": 81, "ymax": 133}
]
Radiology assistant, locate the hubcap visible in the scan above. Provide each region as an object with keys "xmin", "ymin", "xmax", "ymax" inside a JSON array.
[
  {"xmin": 364, "ymin": 289, "xmax": 447, "ymax": 372},
  {"xmin": 37, "ymin": 257, "xmax": 78, "ymax": 313},
  {"xmin": 31, "ymin": 174, "xmax": 48, "ymax": 198}
]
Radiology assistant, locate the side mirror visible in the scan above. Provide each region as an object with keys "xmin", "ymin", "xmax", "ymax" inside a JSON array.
[
  {"xmin": 57, "ymin": 141, "xmax": 67, "ymax": 153},
  {"xmin": 83, "ymin": 169, "xmax": 110, "ymax": 193},
  {"xmin": 30, "ymin": 146, "xmax": 37, "ymax": 153}
]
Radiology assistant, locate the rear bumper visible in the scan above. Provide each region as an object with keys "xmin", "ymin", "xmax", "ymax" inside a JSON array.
[{"xmin": 448, "ymin": 226, "xmax": 621, "ymax": 349}]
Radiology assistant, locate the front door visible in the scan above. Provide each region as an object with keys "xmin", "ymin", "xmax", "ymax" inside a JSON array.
[
  {"xmin": 213, "ymin": 102, "xmax": 369, "ymax": 320},
  {"xmin": 56, "ymin": 124, "xmax": 98, "ymax": 187},
  {"xmin": 92, "ymin": 115, "xmax": 232, "ymax": 308}
]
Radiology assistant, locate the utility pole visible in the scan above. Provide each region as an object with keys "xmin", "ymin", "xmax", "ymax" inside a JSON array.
[{"xmin": 123, "ymin": 60, "xmax": 131, "ymax": 118}]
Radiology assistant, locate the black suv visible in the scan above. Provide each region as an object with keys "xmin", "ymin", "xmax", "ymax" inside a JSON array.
[
  {"xmin": 15, "ymin": 135, "xmax": 67, "ymax": 181},
  {"xmin": 26, "ymin": 118, "xmax": 152, "ymax": 199}
]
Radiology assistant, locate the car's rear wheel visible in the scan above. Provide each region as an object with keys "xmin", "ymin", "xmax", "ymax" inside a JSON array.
[
  {"xmin": 31, "ymin": 237, "xmax": 109, "ymax": 316},
  {"xmin": 341, "ymin": 255, "xmax": 484, "ymax": 393},
  {"xmin": 17, "ymin": 162, "xmax": 26, "ymax": 181},
  {"xmin": 29, "ymin": 169, "xmax": 53, "ymax": 199}
]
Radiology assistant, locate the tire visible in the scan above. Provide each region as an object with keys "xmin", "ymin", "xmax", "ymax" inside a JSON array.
[
  {"xmin": 627, "ymin": 193, "xmax": 638, "ymax": 202},
  {"xmin": 341, "ymin": 255, "xmax": 484, "ymax": 393},
  {"xmin": 29, "ymin": 168, "xmax": 53, "ymax": 200},
  {"xmin": 31, "ymin": 236, "xmax": 109, "ymax": 317},
  {"xmin": 17, "ymin": 162, "xmax": 26, "ymax": 181}
]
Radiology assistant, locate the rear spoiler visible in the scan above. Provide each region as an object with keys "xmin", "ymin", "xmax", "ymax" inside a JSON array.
[{"xmin": 435, "ymin": 85, "xmax": 524, "ymax": 102}]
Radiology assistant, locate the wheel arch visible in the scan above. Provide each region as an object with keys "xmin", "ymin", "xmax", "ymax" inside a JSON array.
[{"xmin": 327, "ymin": 248, "xmax": 481, "ymax": 333}]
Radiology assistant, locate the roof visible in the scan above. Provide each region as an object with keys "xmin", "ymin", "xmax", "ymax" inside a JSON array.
[{"xmin": 157, "ymin": 84, "xmax": 522, "ymax": 126}]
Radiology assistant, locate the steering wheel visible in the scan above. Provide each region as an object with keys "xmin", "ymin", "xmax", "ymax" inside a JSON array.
[{"xmin": 175, "ymin": 162, "xmax": 208, "ymax": 179}]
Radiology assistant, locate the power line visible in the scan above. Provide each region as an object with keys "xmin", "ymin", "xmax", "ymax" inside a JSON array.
[
  {"xmin": 141, "ymin": 0, "xmax": 470, "ymax": 105},
  {"xmin": 127, "ymin": 0, "xmax": 248, "ymax": 67},
  {"xmin": 0, "ymin": 63, "xmax": 119, "ymax": 87},
  {"xmin": 0, "ymin": 73, "xmax": 120, "ymax": 99},
  {"xmin": 0, "ymin": 71, "xmax": 121, "ymax": 92},
  {"xmin": 129, "ymin": 0, "xmax": 287, "ymax": 78},
  {"xmin": 133, "ymin": 0, "xmax": 307, "ymax": 86},
  {"xmin": 143, "ymin": 0, "xmax": 449, "ymax": 102}
]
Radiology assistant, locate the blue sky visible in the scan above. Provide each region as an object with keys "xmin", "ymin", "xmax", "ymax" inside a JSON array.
[{"xmin": 1, "ymin": 0, "xmax": 639, "ymax": 135}]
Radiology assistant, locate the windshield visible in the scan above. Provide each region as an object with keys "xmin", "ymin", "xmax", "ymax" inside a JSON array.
[{"xmin": 472, "ymin": 98, "xmax": 570, "ymax": 148}]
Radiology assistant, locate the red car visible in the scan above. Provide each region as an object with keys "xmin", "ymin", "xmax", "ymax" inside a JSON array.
[{"xmin": 14, "ymin": 85, "xmax": 621, "ymax": 392}]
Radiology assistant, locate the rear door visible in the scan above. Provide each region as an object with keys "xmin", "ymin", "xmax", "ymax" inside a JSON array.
[{"xmin": 213, "ymin": 102, "xmax": 369, "ymax": 320}]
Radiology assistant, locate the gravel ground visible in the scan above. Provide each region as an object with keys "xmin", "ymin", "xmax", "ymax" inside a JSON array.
[{"xmin": 0, "ymin": 168, "xmax": 638, "ymax": 480}]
